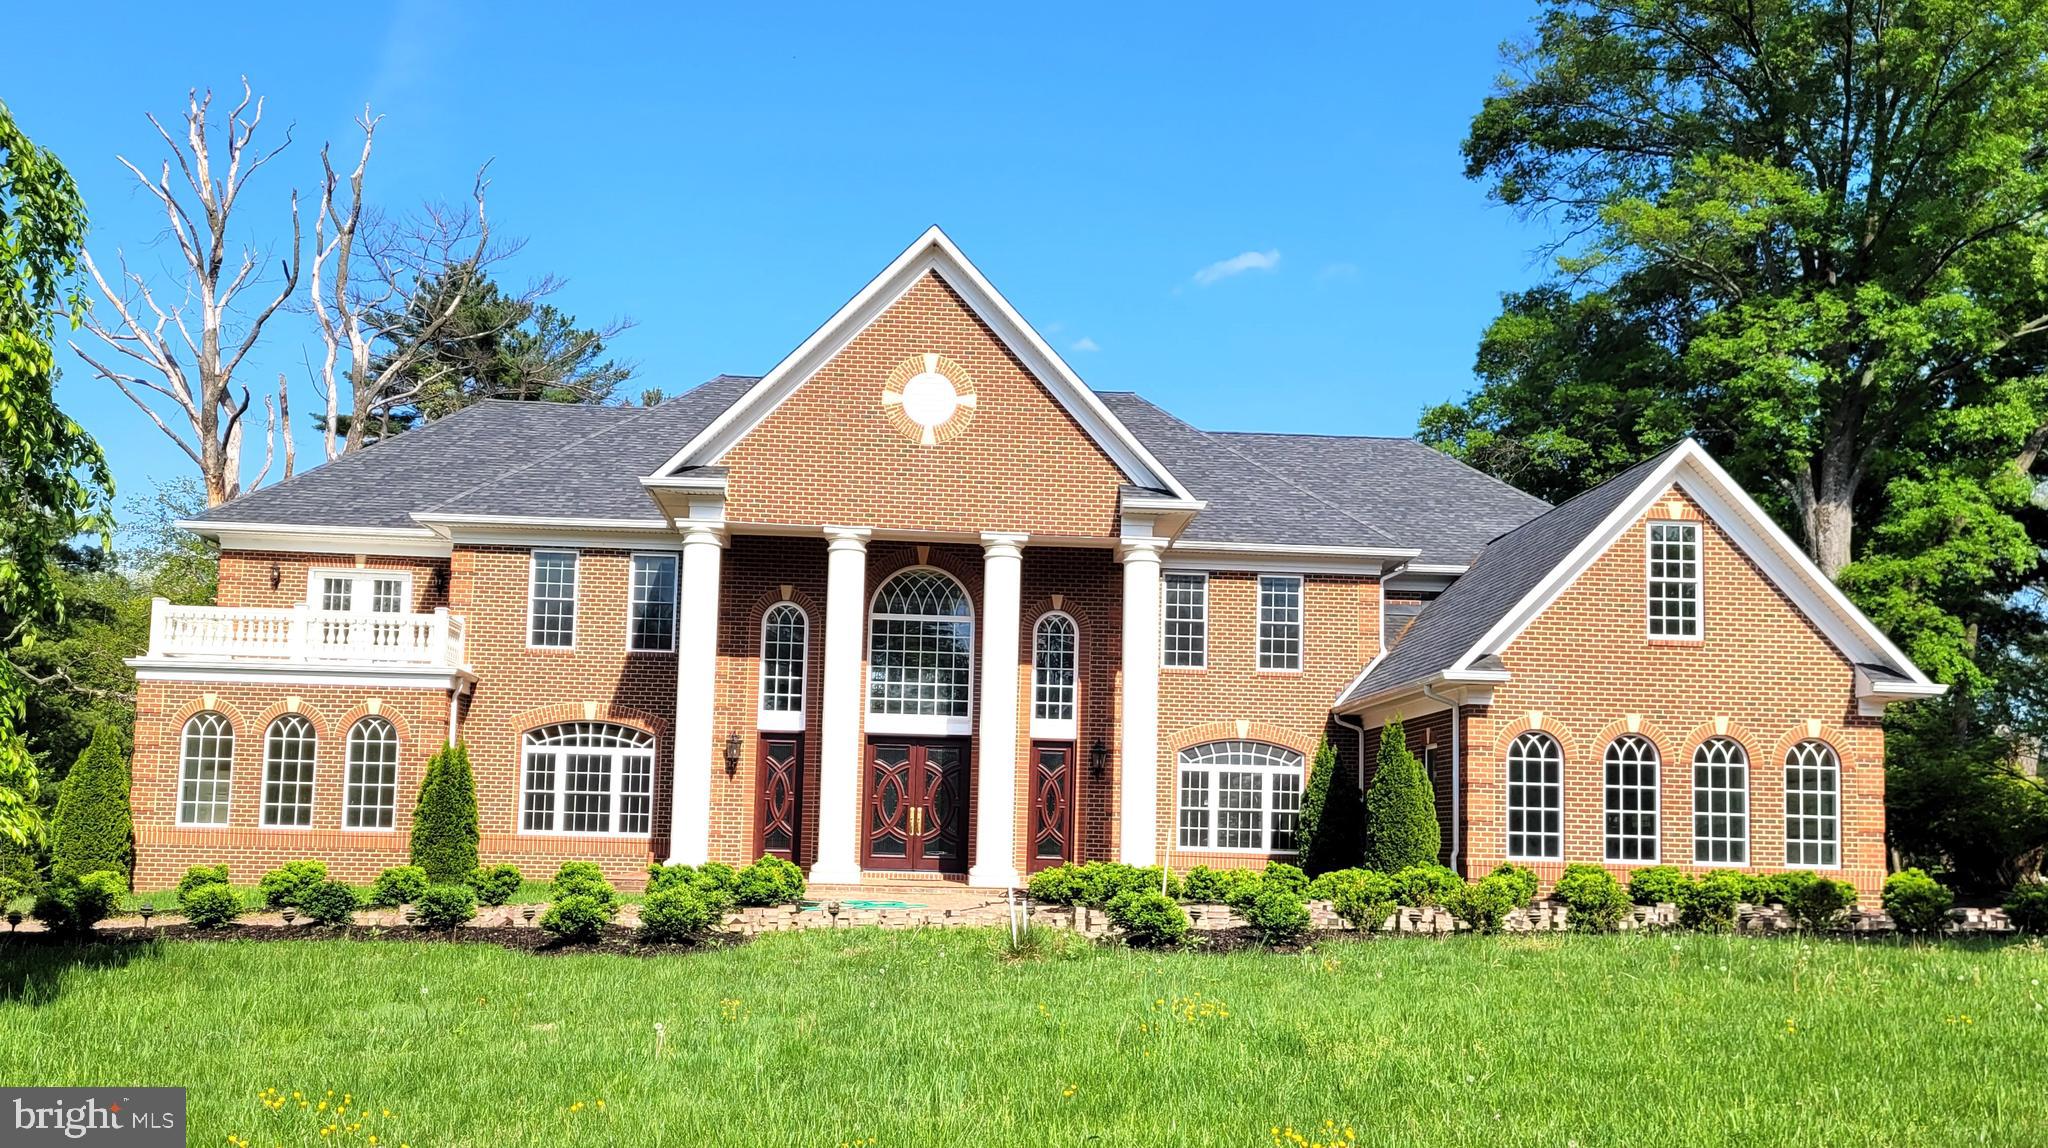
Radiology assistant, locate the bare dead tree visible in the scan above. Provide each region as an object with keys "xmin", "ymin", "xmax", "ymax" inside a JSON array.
[
  {"xmin": 309, "ymin": 109, "xmax": 497, "ymax": 458},
  {"xmin": 72, "ymin": 80, "xmax": 300, "ymax": 506}
]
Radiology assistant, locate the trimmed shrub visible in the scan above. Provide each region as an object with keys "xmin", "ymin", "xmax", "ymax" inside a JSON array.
[
  {"xmin": 1261, "ymin": 861, "xmax": 1308, "ymax": 897},
  {"xmin": 1025, "ymin": 862, "xmax": 1178, "ymax": 908},
  {"xmin": 1780, "ymin": 871, "xmax": 1858, "ymax": 932},
  {"xmin": 1679, "ymin": 872, "xmax": 1744, "ymax": 932},
  {"xmin": 1489, "ymin": 863, "xmax": 1539, "ymax": 907},
  {"xmin": 367, "ymin": 865, "xmax": 429, "ymax": 909},
  {"xmin": 734, "ymin": 856, "xmax": 806, "ymax": 907},
  {"xmin": 1882, "ymin": 869, "xmax": 1952, "ymax": 935},
  {"xmin": 177, "ymin": 864, "xmax": 231, "ymax": 903},
  {"xmin": 695, "ymin": 861, "xmax": 740, "ymax": 896},
  {"xmin": 258, "ymin": 860, "xmax": 329, "ymax": 909},
  {"xmin": 1105, "ymin": 890, "xmax": 1188, "ymax": 947},
  {"xmin": 1305, "ymin": 867, "xmax": 1375, "ymax": 903},
  {"xmin": 299, "ymin": 881, "xmax": 362, "ymax": 928},
  {"xmin": 1552, "ymin": 864, "xmax": 1631, "ymax": 932},
  {"xmin": 639, "ymin": 886, "xmax": 717, "ymax": 943},
  {"xmin": 1391, "ymin": 864, "xmax": 1463, "ymax": 908},
  {"xmin": 647, "ymin": 864, "xmax": 737, "ymax": 915},
  {"xmin": 414, "ymin": 883, "xmax": 477, "ymax": 929},
  {"xmin": 1243, "ymin": 884, "xmax": 1312, "ymax": 945},
  {"xmin": 1626, "ymin": 866, "xmax": 1693, "ymax": 906},
  {"xmin": 49, "ymin": 726, "xmax": 133, "ymax": 884},
  {"xmin": 540, "ymin": 893, "xmax": 614, "ymax": 942},
  {"xmin": 1448, "ymin": 874, "xmax": 1521, "ymax": 934},
  {"xmin": 180, "ymin": 882, "xmax": 244, "ymax": 929},
  {"xmin": 1296, "ymin": 735, "xmax": 1365, "ymax": 875},
  {"xmin": 1739, "ymin": 872, "xmax": 1794, "ymax": 906},
  {"xmin": 409, "ymin": 742, "xmax": 479, "ymax": 883},
  {"xmin": 1365, "ymin": 716, "xmax": 1440, "ymax": 873},
  {"xmin": 1328, "ymin": 870, "xmax": 1399, "ymax": 933},
  {"xmin": 551, "ymin": 861, "xmax": 619, "ymax": 910},
  {"xmin": 468, "ymin": 863, "xmax": 524, "ymax": 906},
  {"xmin": 31, "ymin": 871, "xmax": 125, "ymax": 934},
  {"xmin": 1026, "ymin": 864, "xmax": 1086, "ymax": 905},
  {"xmin": 2004, "ymin": 881, "xmax": 2048, "ymax": 934}
]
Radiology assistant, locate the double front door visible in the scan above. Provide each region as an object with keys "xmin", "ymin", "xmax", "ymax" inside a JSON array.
[{"xmin": 864, "ymin": 739, "xmax": 967, "ymax": 872}]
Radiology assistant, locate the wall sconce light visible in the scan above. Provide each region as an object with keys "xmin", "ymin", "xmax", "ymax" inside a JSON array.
[
  {"xmin": 724, "ymin": 732, "xmax": 743, "ymax": 775},
  {"xmin": 1089, "ymin": 739, "xmax": 1108, "ymax": 780},
  {"xmin": 269, "ymin": 562, "xmax": 282, "ymax": 590}
]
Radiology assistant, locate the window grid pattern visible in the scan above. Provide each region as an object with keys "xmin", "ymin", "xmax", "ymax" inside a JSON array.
[
  {"xmin": 868, "ymin": 571, "xmax": 973, "ymax": 718},
  {"xmin": 1784, "ymin": 741, "xmax": 1839, "ymax": 867},
  {"xmin": 528, "ymin": 551, "xmax": 578, "ymax": 647},
  {"xmin": 520, "ymin": 722, "xmax": 656, "ymax": 835},
  {"xmin": 344, "ymin": 717, "xmax": 400, "ymax": 829},
  {"xmin": 759, "ymin": 604, "xmax": 808, "ymax": 713},
  {"xmin": 371, "ymin": 577, "xmax": 404, "ymax": 614},
  {"xmin": 1648, "ymin": 522, "xmax": 1700, "ymax": 637},
  {"xmin": 1602, "ymin": 734, "xmax": 1659, "ymax": 862},
  {"xmin": 629, "ymin": 554, "xmax": 678, "ymax": 651},
  {"xmin": 1693, "ymin": 737, "xmax": 1749, "ymax": 863},
  {"xmin": 1257, "ymin": 575, "xmax": 1303, "ymax": 671},
  {"xmin": 1506, "ymin": 732, "xmax": 1564, "ymax": 859},
  {"xmin": 1162, "ymin": 574, "xmax": 1207, "ymax": 668},
  {"xmin": 1175, "ymin": 741, "xmax": 1305, "ymax": 853},
  {"xmin": 261, "ymin": 715, "xmax": 317, "ymax": 828},
  {"xmin": 320, "ymin": 577, "xmax": 352, "ymax": 613},
  {"xmin": 1032, "ymin": 614, "xmax": 1077, "ymax": 722},
  {"xmin": 178, "ymin": 712, "xmax": 234, "ymax": 826}
]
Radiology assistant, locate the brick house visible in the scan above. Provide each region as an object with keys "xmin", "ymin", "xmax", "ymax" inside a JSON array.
[{"xmin": 124, "ymin": 227, "xmax": 1942, "ymax": 897}]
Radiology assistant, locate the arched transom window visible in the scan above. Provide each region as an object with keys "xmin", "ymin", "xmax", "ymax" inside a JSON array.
[
  {"xmin": 1602, "ymin": 735, "xmax": 1659, "ymax": 862},
  {"xmin": 868, "ymin": 569, "xmax": 973, "ymax": 731},
  {"xmin": 345, "ymin": 717, "xmax": 400, "ymax": 829},
  {"xmin": 178, "ymin": 712, "xmax": 235, "ymax": 826},
  {"xmin": 1784, "ymin": 740, "xmax": 1839, "ymax": 867},
  {"xmin": 758, "ymin": 603, "xmax": 809, "ymax": 731},
  {"xmin": 1031, "ymin": 612, "xmax": 1077, "ymax": 739},
  {"xmin": 1176, "ymin": 740, "xmax": 1304, "ymax": 854},
  {"xmin": 261, "ymin": 715, "xmax": 317, "ymax": 828},
  {"xmin": 521, "ymin": 722, "xmax": 656, "ymax": 837},
  {"xmin": 1692, "ymin": 737, "xmax": 1749, "ymax": 864},
  {"xmin": 1506, "ymin": 731, "xmax": 1563, "ymax": 860}
]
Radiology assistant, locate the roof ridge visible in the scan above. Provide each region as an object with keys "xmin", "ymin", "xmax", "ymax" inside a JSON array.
[{"xmin": 1468, "ymin": 440, "xmax": 1688, "ymax": 551}]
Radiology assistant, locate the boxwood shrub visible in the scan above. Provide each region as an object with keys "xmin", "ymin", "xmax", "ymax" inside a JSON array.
[
  {"xmin": 180, "ymin": 881, "xmax": 244, "ymax": 929},
  {"xmin": 1024, "ymin": 862, "xmax": 1179, "ymax": 908},
  {"xmin": 298, "ymin": 880, "xmax": 362, "ymax": 928},
  {"xmin": 468, "ymin": 863, "xmax": 524, "ymax": 906},
  {"xmin": 1882, "ymin": 868, "xmax": 1952, "ymax": 935},
  {"xmin": 367, "ymin": 865, "xmax": 429, "ymax": 909},
  {"xmin": 258, "ymin": 860, "xmax": 329, "ymax": 909},
  {"xmin": 1679, "ymin": 872, "xmax": 1744, "ymax": 932},
  {"xmin": 1626, "ymin": 865, "xmax": 1693, "ymax": 906},
  {"xmin": 1391, "ymin": 864, "xmax": 1464, "ymax": 908},
  {"xmin": 1105, "ymin": 889, "xmax": 1188, "ymax": 947},
  {"xmin": 1260, "ymin": 862, "xmax": 1308, "ymax": 897},
  {"xmin": 1552, "ymin": 864, "xmax": 1631, "ymax": 932},
  {"xmin": 414, "ymin": 883, "xmax": 477, "ymax": 929},
  {"xmin": 1243, "ymin": 884, "xmax": 1312, "ymax": 946},
  {"xmin": 639, "ymin": 886, "xmax": 717, "ymax": 943},
  {"xmin": 734, "ymin": 856, "xmax": 806, "ymax": 907},
  {"xmin": 551, "ymin": 861, "xmax": 620, "ymax": 910},
  {"xmin": 1780, "ymin": 870, "xmax": 1858, "ymax": 932},
  {"xmin": 1489, "ymin": 863, "xmax": 1539, "ymax": 907},
  {"xmin": 540, "ymin": 893, "xmax": 614, "ymax": 942},
  {"xmin": 1447, "ymin": 873, "xmax": 1521, "ymax": 934},
  {"xmin": 176, "ymin": 864, "xmax": 231, "ymax": 903},
  {"xmin": 1325, "ymin": 870, "xmax": 1398, "ymax": 932},
  {"xmin": 31, "ymin": 871, "xmax": 126, "ymax": 934}
]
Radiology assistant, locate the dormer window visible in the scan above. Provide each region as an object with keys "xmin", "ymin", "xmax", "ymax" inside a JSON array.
[{"xmin": 1646, "ymin": 521, "xmax": 1700, "ymax": 638}]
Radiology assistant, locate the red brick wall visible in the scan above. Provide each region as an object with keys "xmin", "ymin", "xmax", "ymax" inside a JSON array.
[
  {"xmin": 217, "ymin": 550, "xmax": 449, "ymax": 610},
  {"xmin": 720, "ymin": 271, "xmax": 1130, "ymax": 537}
]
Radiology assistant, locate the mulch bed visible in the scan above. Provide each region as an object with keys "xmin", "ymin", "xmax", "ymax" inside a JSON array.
[{"xmin": 0, "ymin": 923, "xmax": 742, "ymax": 958}]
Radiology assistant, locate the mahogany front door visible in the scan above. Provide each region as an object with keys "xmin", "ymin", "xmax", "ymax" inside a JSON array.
[
  {"xmin": 1028, "ymin": 742, "xmax": 1076, "ymax": 871},
  {"xmin": 864, "ymin": 739, "xmax": 967, "ymax": 872},
  {"xmin": 755, "ymin": 734, "xmax": 802, "ymax": 863}
]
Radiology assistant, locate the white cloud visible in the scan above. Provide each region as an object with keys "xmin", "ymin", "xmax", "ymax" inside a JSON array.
[
  {"xmin": 1193, "ymin": 249, "xmax": 1281, "ymax": 286},
  {"xmin": 1070, "ymin": 337, "xmax": 1100, "ymax": 352}
]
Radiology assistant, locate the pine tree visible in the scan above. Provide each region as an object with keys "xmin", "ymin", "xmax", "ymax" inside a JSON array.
[
  {"xmin": 410, "ymin": 741, "xmax": 479, "ymax": 883},
  {"xmin": 1295, "ymin": 735, "xmax": 1365, "ymax": 875},
  {"xmin": 1365, "ymin": 716, "xmax": 1440, "ymax": 873},
  {"xmin": 50, "ymin": 725, "xmax": 132, "ymax": 884}
]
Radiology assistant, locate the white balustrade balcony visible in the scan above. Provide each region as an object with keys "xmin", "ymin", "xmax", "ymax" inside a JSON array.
[{"xmin": 142, "ymin": 598, "xmax": 467, "ymax": 669}]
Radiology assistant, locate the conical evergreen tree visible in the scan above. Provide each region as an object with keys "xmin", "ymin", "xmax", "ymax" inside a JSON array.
[
  {"xmin": 1296, "ymin": 735, "xmax": 1365, "ymax": 875},
  {"xmin": 1365, "ymin": 715, "xmax": 1440, "ymax": 873},
  {"xmin": 50, "ymin": 726, "xmax": 133, "ymax": 884},
  {"xmin": 410, "ymin": 742, "xmax": 479, "ymax": 882}
]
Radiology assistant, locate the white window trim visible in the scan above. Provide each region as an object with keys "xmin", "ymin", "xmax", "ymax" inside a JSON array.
[
  {"xmin": 1161, "ymin": 571, "xmax": 1209, "ymax": 670},
  {"xmin": 1783, "ymin": 741, "xmax": 1842, "ymax": 870},
  {"xmin": 1029, "ymin": 610, "xmax": 1079, "ymax": 742},
  {"xmin": 341, "ymin": 716, "xmax": 401, "ymax": 833},
  {"xmin": 1504, "ymin": 731, "xmax": 1564, "ymax": 861},
  {"xmin": 1646, "ymin": 519, "xmax": 1703, "ymax": 640},
  {"xmin": 518, "ymin": 726, "xmax": 659, "ymax": 838},
  {"xmin": 259, "ymin": 715, "xmax": 317, "ymax": 830},
  {"xmin": 1256, "ymin": 573, "xmax": 1305, "ymax": 673},
  {"xmin": 757, "ymin": 601, "xmax": 809, "ymax": 732},
  {"xmin": 865, "ymin": 566, "xmax": 976, "ymax": 737},
  {"xmin": 625, "ymin": 551, "xmax": 680, "ymax": 653},
  {"xmin": 307, "ymin": 568, "xmax": 415, "ymax": 613},
  {"xmin": 175, "ymin": 712, "xmax": 235, "ymax": 828},
  {"xmin": 1691, "ymin": 738, "xmax": 1751, "ymax": 866},
  {"xmin": 1601, "ymin": 735, "xmax": 1661, "ymax": 864},
  {"xmin": 526, "ymin": 549, "xmax": 580, "ymax": 650},
  {"xmin": 1174, "ymin": 741, "xmax": 1305, "ymax": 855}
]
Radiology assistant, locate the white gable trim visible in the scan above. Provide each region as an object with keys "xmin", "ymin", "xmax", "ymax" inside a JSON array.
[
  {"xmin": 1449, "ymin": 439, "xmax": 1941, "ymax": 695},
  {"xmin": 648, "ymin": 226, "xmax": 1194, "ymax": 500}
]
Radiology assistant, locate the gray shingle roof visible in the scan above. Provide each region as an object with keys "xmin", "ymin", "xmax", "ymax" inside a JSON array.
[{"xmin": 1339, "ymin": 443, "xmax": 1687, "ymax": 705}]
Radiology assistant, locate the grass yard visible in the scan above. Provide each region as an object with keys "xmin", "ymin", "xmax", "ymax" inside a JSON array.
[{"xmin": 0, "ymin": 929, "xmax": 2041, "ymax": 1147}]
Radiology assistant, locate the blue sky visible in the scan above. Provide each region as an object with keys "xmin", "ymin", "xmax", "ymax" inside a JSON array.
[{"xmin": 10, "ymin": 1, "xmax": 1556, "ymax": 512}]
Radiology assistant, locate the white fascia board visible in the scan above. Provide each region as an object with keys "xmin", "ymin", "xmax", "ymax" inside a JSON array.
[
  {"xmin": 647, "ymin": 226, "xmax": 1195, "ymax": 501},
  {"xmin": 1120, "ymin": 494, "xmax": 1208, "ymax": 514},
  {"xmin": 188, "ymin": 520, "xmax": 451, "ymax": 559},
  {"xmin": 1397, "ymin": 563, "xmax": 1471, "ymax": 576},
  {"xmin": 128, "ymin": 659, "xmax": 474, "ymax": 691},
  {"xmin": 639, "ymin": 474, "xmax": 730, "ymax": 493},
  {"xmin": 1168, "ymin": 539, "xmax": 1420, "ymax": 561}
]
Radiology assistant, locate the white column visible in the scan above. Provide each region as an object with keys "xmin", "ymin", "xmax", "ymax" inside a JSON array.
[
  {"xmin": 810, "ymin": 526, "xmax": 872, "ymax": 886},
  {"xmin": 1117, "ymin": 539, "xmax": 1165, "ymax": 865},
  {"xmin": 665, "ymin": 523, "xmax": 725, "ymax": 866},
  {"xmin": 968, "ymin": 532, "xmax": 1028, "ymax": 889}
]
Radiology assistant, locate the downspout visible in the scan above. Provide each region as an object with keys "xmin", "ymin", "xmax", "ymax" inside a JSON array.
[
  {"xmin": 1420, "ymin": 682, "xmax": 1461, "ymax": 875},
  {"xmin": 1331, "ymin": 711, "xmax": 1366, "ymax": 794}
]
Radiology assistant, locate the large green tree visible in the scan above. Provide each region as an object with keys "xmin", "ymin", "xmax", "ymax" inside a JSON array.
[
  {"xmin": 0, "ymin": 100, "xmax": 113, "ymax": 848},
  {"xmin": 1426, "ymin": 0, "xmax": 2048, "ymax": 888}
]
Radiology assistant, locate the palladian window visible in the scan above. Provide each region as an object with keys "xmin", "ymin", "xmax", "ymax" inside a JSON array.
[
  {"xmin": 1176, "ymin": 740, "xmax": 1304, "ymax": 853},
  {"xmin": 521, "ymin": 722, "xmax": 656, "ymax": 836}
]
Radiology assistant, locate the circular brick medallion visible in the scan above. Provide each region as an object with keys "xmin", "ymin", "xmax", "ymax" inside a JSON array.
[{"xmin": 880, "ymin": 352, "xmax": 978, "ymax": 445}]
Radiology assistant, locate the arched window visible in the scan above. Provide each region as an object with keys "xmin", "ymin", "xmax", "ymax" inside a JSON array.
[
  {"xmin": 758, "ymin": 603, "xmax": 808, "ymax": 731},
  {"xmin": 1506, "ymin": 732, "xmax": 1563, "ymax": 860},
  {"xmin": 1692, "ymin": 737, "xmax": 1749, "ymax": 864},
  {"xmin": 178, "ymin": 712, "xmax": 235, "ymax": 826},
  {"xmin": 344, "ymin": 717, "xmax": 400, "ymax": 829},
  {"xmin": 868, "ymin": 569, "xmax": 973, "ymax": 732},
  {"xmin": 1602, "ymin": 735, "xmax": 1659, "ymax": 862},
  {"xmin": 521, "ymin": 722, "xmax": 656, "ymax": 836},
  {"xmin": 1031, "ymin": 612, "xmax": 1077, "ymax": 739},
  {"xmin": 1784, "ymin": 740, "xmax": 1840, "ymax": 867},
  {"xmin": 261, "ymin": 715, "xmax": 317, "ymax": 828},
  {"xmin": 1176, "ymin": 740, "xmax": 1305, "ymax": 853}
]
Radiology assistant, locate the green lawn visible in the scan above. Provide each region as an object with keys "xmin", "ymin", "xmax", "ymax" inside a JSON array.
[{"xmin": 0, "ymin": 929, "xmax": 2040, "ymax": 1146}]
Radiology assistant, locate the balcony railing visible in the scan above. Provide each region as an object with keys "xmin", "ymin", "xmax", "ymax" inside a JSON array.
[{"xmin": 143, "ymin": 598, "xmax": 467, "ymax": 668}]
